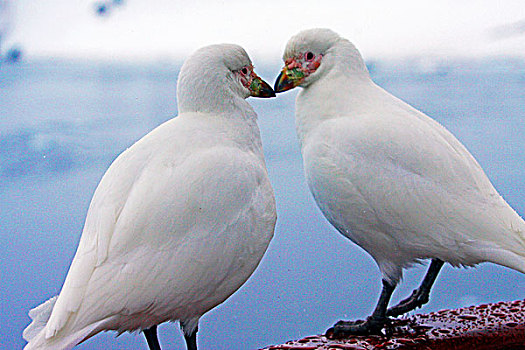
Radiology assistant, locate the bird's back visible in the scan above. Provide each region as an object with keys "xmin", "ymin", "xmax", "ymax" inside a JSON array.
[
  {"xmin": 296, "ymin": 78, "xmax": 525, "ymax": 279},
  {"xmin": 24, "ymin": 112, "xmax": 276, "ymax": 349}
]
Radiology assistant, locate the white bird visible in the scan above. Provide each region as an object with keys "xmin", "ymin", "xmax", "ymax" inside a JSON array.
[
  {"xmin": 274, "ymin": 28, "xmax": 525, "ymax": 336},
  {"xmin": 23, "ymin": 44, "xmax": 277, "ymax": 350}
]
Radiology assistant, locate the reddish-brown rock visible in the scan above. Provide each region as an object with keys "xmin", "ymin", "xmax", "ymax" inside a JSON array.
[{"xmin": 260, "ymin": 299, "xmax": 525, "ymax": 349}]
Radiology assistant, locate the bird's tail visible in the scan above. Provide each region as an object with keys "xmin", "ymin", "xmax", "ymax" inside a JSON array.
[
  {"xmin": 477, "ymin": 209, "xmax": 525, "ymax": 275},
  {"xmin": 477, "ymin": 242, "xmax": 525, "ymax": 275},
  {"xmin": 23, "ymin": 296, "xmax": 58, "ymax": 344},
  {"xmin": 23, "ymin": 296, "xmax": 105, "ymax": 350}
]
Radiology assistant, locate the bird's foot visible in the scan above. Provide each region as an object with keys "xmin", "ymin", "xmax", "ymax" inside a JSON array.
[
  {"xmin": 326, "ymin": 316, "xmax": 389, "ymax": 338},
  {"xmin": 386, "ymin": 288, "xmax": 429, "ymax": 317}
]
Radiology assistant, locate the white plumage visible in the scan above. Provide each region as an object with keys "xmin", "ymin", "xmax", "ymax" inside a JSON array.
[
  {"xmin": 275, "ymin": 28, "xmax": 524, "ymax": 335},
  {"xmin": 24, "ymin": 44, "xmax": 276, "ymax": 349}
]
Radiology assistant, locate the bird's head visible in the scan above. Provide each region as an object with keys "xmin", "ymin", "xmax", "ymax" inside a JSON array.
[
  {"xmin": 232, "ymin": 63, "xmax": 276, "ymax": 99},
  {"xmin": 274, "ymin": 28, "xmax": 367, "ymax": 93},
  {"xmin": 177, "ymin": 44, "xmax": 275, "ymax": 114}
]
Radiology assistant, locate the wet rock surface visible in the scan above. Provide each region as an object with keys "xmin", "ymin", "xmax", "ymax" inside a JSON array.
[{"xmin": 260, "ymin": 299, "xmax": 525, "ymax": 349}]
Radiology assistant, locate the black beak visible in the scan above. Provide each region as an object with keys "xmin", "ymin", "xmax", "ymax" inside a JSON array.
[
  {"xmin": 250, "ymin": 76, "xmax": 276, "ymax": 98},
  {"xmin": 274, "ymin": 67, "xmax": 303, "ymax": 93}
]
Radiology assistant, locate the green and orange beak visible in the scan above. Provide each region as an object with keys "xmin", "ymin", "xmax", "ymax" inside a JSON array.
[
  {"xmin": 274, "ymin": 67, "xmax": 305, "ymax": 93},
  {"xmin": 250, "ymin": 75, "xmax": 276, "ymax": 98}
]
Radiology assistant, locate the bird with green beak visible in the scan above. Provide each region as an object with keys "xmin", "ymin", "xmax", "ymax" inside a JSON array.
[
  {"xmin": 274, "ymin": 51, "xmax": 323, "ymax": 92},
  {"xmin": 236, "ymin": 64, "xmax": 276, "ymax": 98}
]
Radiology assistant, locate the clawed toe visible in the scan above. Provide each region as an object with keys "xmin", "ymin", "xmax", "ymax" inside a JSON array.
[
  {"xmin": 334, "ymin": 319, "xmax": 363, "ymax": 327},
  {"xmin": 386, "ymin": 289, "xmax": 429, "ymax": 317},
  {"xmin": 327, "ymin": 317, "xmax": 388, "ymax": 338}
]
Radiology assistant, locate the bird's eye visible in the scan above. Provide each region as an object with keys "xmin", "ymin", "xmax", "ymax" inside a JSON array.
[
  {"xmin": 241, "ymin": 67, "xmax": 248, "ymax": 75},
  {"xmin": 305, "ymin": 52, "xmax": 314, "ymax": 61}
]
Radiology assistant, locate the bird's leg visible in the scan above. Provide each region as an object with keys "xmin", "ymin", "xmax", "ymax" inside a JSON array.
[
  {"xmin": 387, "ymin": 259, "xmax": 444, "ymax": 317},
  {"xmin": 143, "ymin": 325, "xmax": 161, "ymax": 350},
  {"xmin": 180, "ymin": 321, "xmax": 198, "ymax": 350},
  {"xmin": 328, "ymin": 279, "xmax": 396, "ymax": 337}
]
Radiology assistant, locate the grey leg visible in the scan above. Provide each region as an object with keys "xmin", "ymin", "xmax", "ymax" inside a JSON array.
[
  {"xmin": 387, "ymin": 258, "xmax": 444, "ymax": 317},
  {"xmin": 329, "ymin": 279, "xmax": 396, "ymax": 336}
]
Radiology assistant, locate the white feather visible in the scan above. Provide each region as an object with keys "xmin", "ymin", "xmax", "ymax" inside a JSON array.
[
  {"xmin": 23, "ymin": 297, "xmax": 57, "ymax": 343},
  {"xmin": 286, "ymin": 28, "xmax": 525, "ymax": 283},
  {"xmin": 23, "ymin": 44, "xmax": 276, "ymax": 349}
]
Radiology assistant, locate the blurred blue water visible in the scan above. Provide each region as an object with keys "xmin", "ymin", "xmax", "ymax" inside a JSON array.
[{"xmin": 1, "ymin": 58, "xmax": 524, "ymax": 349}]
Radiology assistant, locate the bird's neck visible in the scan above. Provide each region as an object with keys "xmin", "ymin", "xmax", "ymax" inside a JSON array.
[
  {"xmin": 223, "ymin": 111, "xmax": 266, "ymax": 163},
  {"xmin": 295, "ymin": 68, "xmax": 376, "ymax": 147},
  {"xmin": 294, "ymin": 39, "xmax": 375, "ymax": 144},
  {"xmin": 176, "ymin": 66, "xmax": 264, "ymax": 155},
  {"xmin": 182, "ymin": 104, "xmax": 264, "ymax": 161},
  {"xmin": 328, "ymin": 39, "xmax": 370, "ymax": 79},
  {"xmin": 178, "ymin": 81, "xmax": 246, "ymax": 116}
]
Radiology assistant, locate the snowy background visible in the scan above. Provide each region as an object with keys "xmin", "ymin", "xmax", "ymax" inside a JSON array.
[{"xmin": 1, "ymin": 1, "xmax": 524, "ymax": 349}]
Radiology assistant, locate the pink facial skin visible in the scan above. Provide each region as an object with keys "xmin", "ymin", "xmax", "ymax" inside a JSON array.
[
  {"xmin": 236, "ymin": 65, "xmax": 255, "ymax": 89},
  {"xmin": 285, "ymin": 52, "xmax": 323, "ymax": 77},
  {"xmin": 235, "ymin": 65, "xmax": 275, "ymax": 98}
]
